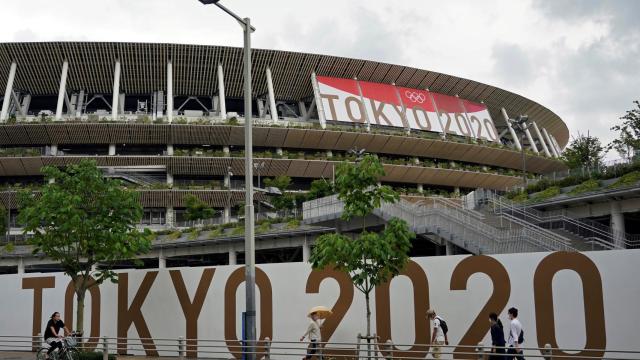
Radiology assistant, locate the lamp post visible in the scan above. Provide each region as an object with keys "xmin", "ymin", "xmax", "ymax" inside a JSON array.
[{"xmin": 197, "ymin": 2, "xmax": 257, "ymax": 359}]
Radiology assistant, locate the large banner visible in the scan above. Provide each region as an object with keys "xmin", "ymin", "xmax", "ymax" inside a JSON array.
[
  {"xmin": 314, "ymin": 76, "xmax": 500, "ymax": 142},
  {"xmin": 2, "ymin": 250, "xmax": 639, "ymax": 359}
]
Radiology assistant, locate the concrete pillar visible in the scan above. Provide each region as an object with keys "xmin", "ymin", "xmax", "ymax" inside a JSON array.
[
  {"xmin": 217, "ymin": 63, "xmax": 227, "ymax": 119},
  {"xmin": 224, "ymin": 173, "xmax": 231, "ymax": 188},
  {"xmin": 50, "ymin": 144, "xmax": 58, "ymax": 156},
  {"xmin": 611, "ymin": 202, "xmax": 626, "ymax": 248},
  {"xmin": 550, "ymin": 134, "xmax": 563, "ymax": 156},
  {"xmin": 298, "ymin": 101, "xmax": 307, "ymax": 119},
  {"xmin": 417, "ymin": 184, "xmax": 424, "ymax": 193},
  {"xmin": 167, "ymin": 173, "xmax": 174, "ymax": 187},
  {"xmin": 257, "ymin": 99, "xmax": 265, "ymax": 118},
  {"xmin": 108, "ymin": 144, "xmax": 116, "ymax": 156},
  {"xmin": 524, "ymin": 126, "xmax": 539, "ymax": 154},
  {"xmin": 229, "ymin": 250, "xmax": 237, "ymax": 265},
  {"xmin": 541, "ymin": 128, "xmax": 559, "ymax": 158},
  {"xmin": 266, "ymin": 67, "xmax": 278, "ymax": 121},
  {"xmin": 1, "ymin": 61, "xmax": 17, "ymax": 122},
  {"xmin": 166, "ymin": 207, "xmax": 175, "ymax": 227},
  {"xmin": 158, "ymin": 253, "xmax": 166, "ymax": 269},
  {"xmin": 17, "ymin": 258, "xmax": 25, "ymax": 274},
  {"xmin": 302, "ymin": 241, "xmax": 311, "ymax": 263},
  {"xmin": 111, "ymin": 60, "xmax": 121, "ymax": 120},
  {"xmin": 55, "ymin": 60, "xmax": 69, "ymax": 120},
  {"xmin": 21, "ymin": 94, "xmax": 31, "ymax": 116},
  {"xmin": 445, "ymin": 241, "xmax": 455, "ymax": 256},
  {"xmin": 167, "ymin": 144, "xmax": 174, "ymax": 156},
  {"xmin": 75, "ymin": 90, "xmax": 85, "ymax": 118},
  {"xmin": 531, "ymin": 121, "xmax": 551, "ymax": 157},
  {"xmin": 311, "ymin": 72, "xmax": 327, "ymax": 129},
  {"xmin": 167, "ymin": 60, "xmax": 173, "ymax": 123},
  {"xmin": 223, "ymin": 146, "xmax": 230, "ymax": 156},
  {"xmin": 223, "ymin": 206, "xmax": 231, "ymax": 224},
  {"xmin": 501, "ymin": 108, "xmax": 521, "ymax": 150}
]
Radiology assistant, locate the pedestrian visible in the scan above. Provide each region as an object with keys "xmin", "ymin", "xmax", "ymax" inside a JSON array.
[
  {"xmin": 300, "ymin": 311, "xmax": 322, "ymax": 360},
  {"xmin": 426, "ymin": 309, "xmax": 449, "ymax": 359},
  {"xmin": 506, "ymin": 307, "xmax": 525, "ymax": 360},
  {"xmin": 489, "ymin": 312, "xmax": 506, "ymax": 360}
]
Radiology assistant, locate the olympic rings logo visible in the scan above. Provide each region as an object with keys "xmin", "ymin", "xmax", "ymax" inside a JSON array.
[{"xmin": 404, "ymin": 90, "xmax": 426, "ymax": 103}]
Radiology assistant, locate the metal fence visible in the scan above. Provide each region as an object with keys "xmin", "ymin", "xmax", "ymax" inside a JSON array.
[{"xmin": 1, "ymin": 334, "xmax": 639, "ymax": 360}]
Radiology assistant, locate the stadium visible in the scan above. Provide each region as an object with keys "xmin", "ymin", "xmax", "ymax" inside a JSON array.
[{"xmin": 0, "ymin": 42, "xmax": 574, "ymax": 272}]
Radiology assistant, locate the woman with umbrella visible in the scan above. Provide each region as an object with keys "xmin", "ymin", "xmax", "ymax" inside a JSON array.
[{"xmin": 300, "ymin": 306, "xmax": 331, "ymax": 360}]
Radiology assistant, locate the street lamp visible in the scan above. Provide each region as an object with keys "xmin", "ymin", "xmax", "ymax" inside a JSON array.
[
  {"xmin": 511, "ymin": 115, "xmax": 530, "ymax": 187},
  {"xmin": 197, "ymin": 1, "xmax": 257, "ymax": 359}
]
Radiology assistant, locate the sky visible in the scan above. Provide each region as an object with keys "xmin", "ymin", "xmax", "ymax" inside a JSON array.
[{"xmin": 1, "ymin": 0, "xmax": 638, "ymax": 158}]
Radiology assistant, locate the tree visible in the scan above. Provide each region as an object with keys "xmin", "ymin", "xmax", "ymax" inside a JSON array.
[
  {"xmin": 609, "ymin": 100, "xmax": 640, "ymax": 159},
  {"xmin": 306, "ymin": 178, "xmax": 334, "ymax": 201},
  {"xmin": 18, "ymin": 160, "xmax": 152, "ymax": 334},
  {"xmin": 264, "ymin": 175, "xmax": 296, "ymax": 213},
  {"xmin": 184, "ymin": 194, "xmax": 215, "ymax": 221},
  {"xmin": 562, "ymin": 133, "xmax": 604, "ymax": 169},
  {"xmin": 309, "ymin": 155, "xmax": 414, "ymax": 343}
]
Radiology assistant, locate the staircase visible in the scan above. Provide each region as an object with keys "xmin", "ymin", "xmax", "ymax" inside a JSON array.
[
  {"xmin": 468, "ymin": 189, "xmax": 640, "ymax": 250},
  {"xmin": 303, "ymin": 195, "xmax": 575, "ymax": 255}
]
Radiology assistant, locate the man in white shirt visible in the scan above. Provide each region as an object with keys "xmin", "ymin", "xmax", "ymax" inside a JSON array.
[
  {"xmin": 427, "ymin": 309, "xmax": 448, "ymax": 359},
  {"xmin": 507, "ymin": 307, "xmax": 525, "ymax": 360}
]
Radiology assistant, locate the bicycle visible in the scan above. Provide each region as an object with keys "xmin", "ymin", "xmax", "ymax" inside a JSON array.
[{"xmin": 36, "ymin": 331, "xmax": 81, "ymax": 360}]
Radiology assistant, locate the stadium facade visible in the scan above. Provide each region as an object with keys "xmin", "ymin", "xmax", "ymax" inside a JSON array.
[{"xmin": 0, "ymin": 42, "xmax": 570, "ymax": 271}]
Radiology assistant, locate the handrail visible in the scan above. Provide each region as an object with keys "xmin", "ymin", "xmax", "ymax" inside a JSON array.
[
  {"xmin": 304, "ymin": 195, "xmax": 575, "ymax": 254},
  {"xmin": 476, "ymin": 189, "xmax": 640, "ymax": 249},
  {"xmin": 2, "ymin": 334, "xmax": 638, "ymax": 360}
]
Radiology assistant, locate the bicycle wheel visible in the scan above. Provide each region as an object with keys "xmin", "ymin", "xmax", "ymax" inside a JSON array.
[
  {"xmin": 65, "ymin": 348, "xmax": 80, "ymax": 360},
  {"xmin": 36, "ymin": 348, "xmax": 48, "ymax": 360}
]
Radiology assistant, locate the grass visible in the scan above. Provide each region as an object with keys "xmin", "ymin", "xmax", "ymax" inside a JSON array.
[
  {"xmin": 167, "ymin": 230, "xmax": 182, "ymax": 240},
  {"xmin": 530, "ymin": 186, "xmax": 561, "ymax": 202},
  {"xmin": 569, "ymin": 179, "xmax": 600, "ymax": 195},
  {"xmin": 607, "ymin": 171, "xmax": 640, "ymax": 189}
]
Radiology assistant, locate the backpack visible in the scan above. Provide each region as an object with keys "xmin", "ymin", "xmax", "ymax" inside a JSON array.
[
  {"xmin": 518, "ymin": 329, "xmax": 524, "ymax": 344},
  {"xmin": 435, "ymin": 316, "xmax": 448, "ymax": 335}
]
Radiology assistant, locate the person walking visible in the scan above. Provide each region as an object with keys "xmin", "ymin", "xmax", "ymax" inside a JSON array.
[
  {"xmin": 427, "ymin": 309, "xmax": 448, "ymax": 359},
  {"xmin": 43, "ymin": 312, "xmax": 70, "ymax": 359},
  {"xmin": 506, "ymin": 307, "xmax": 525, "ymax": 360},
  {"xmin": 489, "ymin": 312, "xmax": 506, "ymax": 360},
  {"xmin": 300, "ymin": 311, "xmax": 322, "ymax": 360}
]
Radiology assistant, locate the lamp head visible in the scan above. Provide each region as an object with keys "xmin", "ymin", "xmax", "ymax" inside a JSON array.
[{"xmin": 198, "ymin": 0, "xmax": 220, "ymax": 4}]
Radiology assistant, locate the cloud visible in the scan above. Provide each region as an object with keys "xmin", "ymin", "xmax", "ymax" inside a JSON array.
[{"xmin": 491, "ymin": 43, "xmax": 534, "ymax": 87}]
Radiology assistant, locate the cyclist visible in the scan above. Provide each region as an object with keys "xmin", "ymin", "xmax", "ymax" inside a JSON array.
[{"xmin": 43, "ymin": 312, "xmax": 70, "ymax": 359}]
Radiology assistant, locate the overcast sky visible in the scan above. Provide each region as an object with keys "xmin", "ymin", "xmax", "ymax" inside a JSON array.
[{"xmin": 1, "ymin": 0, "xmax": 638, "ymax": 157}]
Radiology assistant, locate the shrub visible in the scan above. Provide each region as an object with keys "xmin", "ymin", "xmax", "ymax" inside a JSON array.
[
  {"xmin": 187, "ymin": 228, "xmax": 200, "ymax": 240},
  {"xmin": 286, "ymin": 219, "xmax": 300, "ymax": 229},
  {"xmin": 568, "ymin": 179, "xmax": 600, "ymax": 195},
  {"xmin": 257, "ymin": 221, "xmax": 271, "ymax": 234},
  {"xmin": 207, "ymin": 227, "xmax": 223, "ymax": 238},
  {"xmin": 231, "ymin": 225, "xmax": 245, "ymax": 235},
  {"xmin": 167, "ymin": 230, "xmax": 182, "ymax": 240}
]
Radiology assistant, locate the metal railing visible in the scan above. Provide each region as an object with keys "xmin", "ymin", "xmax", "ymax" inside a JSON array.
[
  {"xmin": 303, "ymin": 195, "xmax": 575, "ymax": 254},
  {"xmin": 472, "ymin": 189, "xmax": 640, "ymax": 249},
  {"xmin": 1, "ymin": 334, "xmax": 639, "ymax": 360}
]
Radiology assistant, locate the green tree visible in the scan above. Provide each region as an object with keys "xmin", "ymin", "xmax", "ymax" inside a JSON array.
[
  {"xmin": 309, "ymin": 154, "xmax": 414, "ymax": 341},
  {"xmin": 184, "ymin": 194, "xmax": 215, "ymax": 221},
  {"xmin": 264, "ymin": 175, "xmax": 296, "ymax": 212},
  {"xmin": 610, "ymin": 100, "xmax": 640, "ymax": 159},
  {"xmin": 306, "ymin": 178, "xmax": 334, "ymax": 201},
  {"xmin": 562, "ymin": 133, "xmax": 604, "ymax": 169},
  {"xmin": 18, "ymin": 160, "xmax": 152, "ymax": 334}
]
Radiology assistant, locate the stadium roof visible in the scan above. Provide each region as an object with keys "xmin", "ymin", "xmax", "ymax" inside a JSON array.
[{"xmin": 0, "ymin": 42, "xmax": 569, "ymax": 147}]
